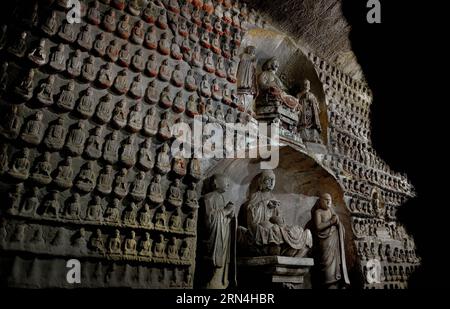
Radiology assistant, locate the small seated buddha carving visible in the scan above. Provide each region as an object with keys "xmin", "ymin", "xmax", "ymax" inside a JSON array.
[
  {"xmin": 102, "ymin": 9, "xmax": 117, "ymax": 32},
  {"xmin": 131, "ymin": 171, "xmax": 147, "ymax": 201},
  {"xmin": 77, "ymin": 87, "xmax": 96, "ymax": 118},
  {"xmin": 144, "ymin": 26, "xmax": 158, "ymax": 49},
  {"xmin": 108, "ymin": 229, "xmax": 122, "ymax": 254},
  {"xmin": 42, "ymin": 11, "xmax": 58, "ymax": 36},
  {"xmin": 43, "ymin": 191, "xmax": 60, "ymax": 218},
  {"xmin": 30, "ymin": 152, "xmax": 52, "ymax": 185},
  {"xmin": 95, "ymin": 93, "xmax": 114, "ymax": 124},
  {"xmin": 149, "ymin": 174, "xmax": 164, "ymax": 204},
  {"xmin": 171, "ymin": 38, "xmax": 183, "ymax": 60},
  {"xmin": 77, "ymin": 24, "xmax": 93, "ymax": 51},
  {"xmin": 65, "ymin": 121, "xmax": 87, "ymax": 156},
  {"xmin": 123, "ymin": 202, "xmax": 139, "ymax": 226},
  {"xmin": 113, "ymin": 69, "xmax": 129, "ymax": 94},
  {"xmin": 15, "ymin": 69, "xmax": 34, "ymax": 101},
  {"xmin": 85, "ymin": 195, "xmax": 103, "ymax": 222},
  {"xmin": 93, "ymin": 32, "xmax": 107, "ymax": 57},
  {"xmin": 139, "ymin": 232, "xmax": 153, "ymax": 256},
  {"xmin": 124, "ymin": 231, "xmax": 138, "ymax": 255},
  {"xmin": 120, "ymin": 135, "xmax": 137, "ymax": 167},
  {"xmin": 114, "ymin": 168, "xmax": 129, "ymax": 198},
  {"xmin": 158, "ymin": 32, "xmax": 171, "ymax": 55},
  {"xmin": 173, "ymin": 91, "xmax": 185, "ymax": 114},
  {"xmin": 103, "ymin": 131, "xmax": 120, "ymax": 164},
  {"xmin": 117, "ymin": 14, "xmax": 131, "ymax": 39},
  {"xmin": 185, "ymin": 182, "xmax": 199, "ymax": 209},
  {"xmin": 145, "ymin": 53, "xmax": 158, "ymax": 77},
  {"xmin": 167, "ymin": 179, "xmax": 183, "ymax": 207},
  {"xmin": 118, "ymin": 43, "xmax": 131, "ymax": 67},
  {"xmin": 127, "ymin": 102, "xmax": 143, "ymax": 133},
  {"xmin": 104, "ymin": 198, "xmax": 121, "ymax": 224},
  {"xmin": 87, "ymin": 0, "xmax": 101, "ymax": 25},
  {"xmin": 131, "ymin": 21, "xmax": 145, "ymax": 45},
  {"xmin": 131, "ymin": 49, "xmax": 145, "ymax": 72},
  {"xmin": 153, "ymin": 234, "xmax": 167, "ymax": 257},
  {"xmin": 138, "ymin": 139, "xmax": 154, "ymax": 171},
  {"xmin": 112, "ymin": 99, "xmax": 129, "ymax": 128},
  {"xmin": 129, "ymin": 74, "xmax": 143, "ymax": 99},
  {"xmin": 49, "ymin": 43, "xmax": 66, "ymax": 72},
  {"xmin": 186, "ymin": 94, "xmax": 199, "ymax": 117},
  {"xmin": 81, "ymin": 56, "xmax": 96, "ymax": 82},
  {"xmin": 58, "ymin": 20, "xmax": 76, "ymax": 43},
  {"xmin": 157, "ymin": 112, "xmax": 172, "ymax": 140},
  {"xmin": 36, "ymin": 75, "xmax": 56, "ymax": 106},
  {"xmin": 159, "ymin": 86, "xmax": 173, "ymax": 109},
  {"xmin": 76, "ymin": 161, "xmax": 97, "ymax": 193},
  {"xmin": 171, "ymin": 64, "xmax": 184, "ymax": 88},
  {"xmin": 53, "ymin": 156, "xmax": 74, "ymax": 189},
  {"xmin": 85, "ymin": 126, "xmax": 104, "ymax": 159},
  {"xmin": 64, "ymin": 193, "xmax": 81, "ymax": 220},
  {"xmin": 97, "ymin": 165, "xmax": 114, "ymax": 195},
  {"xmin": 21, "ymin": 111, "xmax": 44, "ymax": 145},
  {"xmin": 28, "ymin": 38, "xmax": 48, "ymax": 67},
  {"xmin": 106, "ymin": 39, "xmax": 120, "ymax": 62},
  {"xmin": 66, "ymin": 49, "xmax": 82, "ymax": 77},
  {"xmin": 167, "ymin": 236, "xmax": 180, "ymax": 259}
]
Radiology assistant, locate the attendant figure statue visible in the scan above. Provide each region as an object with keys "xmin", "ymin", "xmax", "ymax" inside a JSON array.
[{"xmin": 311, "ymin": 193, "xmax": 350, "ymax": 289}]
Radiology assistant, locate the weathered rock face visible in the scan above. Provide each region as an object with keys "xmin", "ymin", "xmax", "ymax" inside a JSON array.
[{"xmin": 0, "ymin": 0, "xmax": 418, "ymax": 289}]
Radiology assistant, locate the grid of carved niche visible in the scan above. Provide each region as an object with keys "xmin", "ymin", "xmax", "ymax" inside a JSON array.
[{"xmin": 0, "ymin": 0, "xmax": 265, "ymax": 288}]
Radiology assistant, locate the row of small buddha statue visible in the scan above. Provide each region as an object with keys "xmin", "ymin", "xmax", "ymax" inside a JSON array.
[
  {"xmin": 6, "ymin": 183, "xmax": 198, "ymax": 230},
  {"xmin": 357, "ymin": 241, "xmax": 420, "ymax": 265},
  {"xmin": 3, "ymin": 150, "xmax": 201, "ymax": 205},
  {"xmin": 2, "ymin": 221, "xmax": 192, "ymax": 261}
]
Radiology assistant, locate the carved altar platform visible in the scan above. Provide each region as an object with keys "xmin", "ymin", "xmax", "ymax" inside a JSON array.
[{"xmin": 237, "ymin": 256, "xmax": 314, "ymax": 289}]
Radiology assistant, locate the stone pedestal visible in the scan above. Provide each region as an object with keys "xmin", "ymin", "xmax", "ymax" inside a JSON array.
[{"xmin": 237, "ymin": 256, "xmax": 314, "ymax": 289}]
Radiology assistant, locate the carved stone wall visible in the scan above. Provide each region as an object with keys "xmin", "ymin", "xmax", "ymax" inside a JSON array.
[{"xmin": 0, "ymin": 0, "xmax": 419, "ymax": 289}]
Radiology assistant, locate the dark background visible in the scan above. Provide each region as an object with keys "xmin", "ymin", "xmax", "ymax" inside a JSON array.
[
  {"xmin": 342, "ymin": 0, "xmax": 445, "ymax": 288},
  {"xmin": 0, "ymin": 0, "xmax": 444, "ymax": 291}
]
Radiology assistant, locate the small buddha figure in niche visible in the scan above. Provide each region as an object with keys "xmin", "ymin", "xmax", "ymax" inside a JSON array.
[
  {"xmin": 120, "ymin": 135, "xmax": 136, "ymax": 167},
  {"xmin": 66, "ymin": 49, "xmax": 82, "ymax": 77},
  {"xmin": 143, "ymin": 107, "xmax": 159, "ymax": 136},
  {"xmin": 43, "ymin": 191, "xmax": 60, "ymax": 218},
  {"xmin": 222, "ymin": 37, "xmax": 232, "ymax": 59},
  {"xmin": 104, "ymin": 198, "xmax": 121, "ymax": 223},
  {"xmin": 97, "ymin": 63, "xmax": 113, "ymax": 89},
  {"xmin": 65, "ymin": 121, "xmax": 87, "ymax": 156},
  {"xmin": 124, "ymin": 231, "xmax": 137, "ymax": 255},
  {"xmin": 117, "ymin": 14, "xmax": 131, "ymax": 39},
  {"xmin": 181, "ymin": 2, "xmax": 191, "ymax": 19},
  {"xmin": 28, "ymin": 38, "xmax": 48, "ymax": 66},
  {"xmin": 131, "ymin": 49, "xmax": 145, "ymax": 72},
  {"xmin": 200, "ymin": 75, "xmax": 212, "ymax": 98},
  {"xmin": 131, "ymin": 21, "xmax": 145, "ymax": 45},
  {"xmin": 233, "ymin": 29, "xmax": 242, "ymax": 46},
  {"xmin": 227, "ymin": 60, "xmax": 238, "ymax": 83},
  {"xmin": 185, "ymin": 70, "xmax": 197, "ymax": 92},
  {"xmin": 211, "ymin": 34, "xmax": 221, "ymax": 55},
  {"xmin": 129, "ymin": 74, "xmax": 143, "ymax": 99},
  {"xmin": 77, "ymin": 24, "xmax": 93, "ymax": 50},
  {"xmin": 222, "ymin": 84, "xmax": 232, "ymax": 105},
  {"xmin": 181, "ymin": 36, "xmax": 191, "ymax": 54},
  {"xmin": 131, "ymin": 171, "xmax": 147, "ymax": 201},
  {"xmin": 139, "ymin": 232, "xmax": 153, "ymax": 256},
  {"xmin": 167, "ymin": 236, "xmax": 179, "ymax": 259},
  {"xmin": 1, "ymin": 105, "xmax": 22, "ymax": 140},
  {"xmin": 76, "ymin": 161, "xmax": 97, "ymax": 193},
  {"xmin": 15, "ymin": 69, "xmax": 34, "ymax": 101},
  {"xmin": 112, "ymin": 99, "xmax": 129, "ymax": 129},
  {"xmin": 76, "ymin": 87, "xmax": 96, "ymax": 119},
  {"xmin": 106, "ymin": 40, "xmax": 120, "ymax": 62},
  {"xmin": 95, "ymin": 93, "xmax": 113, "ymax": 124},
  {"xmin": 90, "ymin": 229, "xmax": 105, "ymax": 254},
  {"xmin": 191, "ymin": 7, "xmax": 202, "ymax": 26},
  {"xmin": 172, "ymin": 156, "xmax": 187, "ymax": 177},
  {"xmin": 153, "ymin": 234, "xmax": 167, "ymax": 257},
  {"xmin": 21, "ymin": 111, "xmax": 44, "ymax": 145},
  {"xmin": 145, "ymin": 53, "xmax": 158, "ymax": 77},
  {"xmin": 6, "ymin": 185, "xmax": 23, "ymax": 215},
  {"xmin": 154, "ymin": 205, "xmax": 168, "ymax": 230},
  {"xmin": 215, "ymin": 104, "xmax": 225, "ymax": 123},
  {"xmin": 58, "ymin": 20, "xmax": 76, "ymax": 43},
  {"xmin": 108, "ymin": 229, "xmax": 122, "ymax": 254},
  {"xmin": 102, "ymin": 9, "xmax": 117, "ymax": 32},
  {"xmin": 138, "ymin": 139, "xmax": 154, "ymax": 171},
  {"xmin": 156, "ymin": 9, "xmax": 168, "ymax": 29},
  {"xmin": 114, "ymin": 168, "xmax": 129, "ymax": 198},
  {"xmin": 86, "ymin": 195, "xmax": 103, "ymax": 222},
  {"xmin": 123, "ymin": 202, "xmax": 139, "ymax": 225},
  {"xmin": 53, "ymin": 156, "xmax": 73, "ymax": 189},
  {"xmin": 118, "ymin": 43, "xmax": 131, "ymax": 67},
  {"xmin": 171, "ymin": 64, "xmax": 184, "ymax": 87},
  {"xmin": 73, "ymin": 228, "xmax": 88, "ymax": 254},
  {"xmin": 191, "ymin": 45, "xmax": 203, "ymax": 68},
  {"xmin": 42, "ymin": 11, "xmax": 58, "ymax": 36},
  {"xmin": 49, "ymin": 44, "xmax": 66, "ymax": 72},
  {"xmin": 87, "ymin": 0, "xmax": 101, "ymax": 25},
  {"xmin": 200, "ymin": 28, "xmax": 212, "ymax": 49},
  {"xmin": 185, "ymin": 212, "xmax": 196, "ymax": 232},
  {"xmin": 113, "ymin": 70, "xmax": 129, "ymax": 94},
  {"xmin": 180, "ymin": 240, "xmax": 191, "ymax": 260},
  {"xmin": 214, "ymin": 19, "xmax": 223, "ymax": 36},
  {"xmin": 8, "ymin": 148, "xmax": 31, "ymax": 181},
  {"xmin": 185, "ymin": 183, "xmax": 199, "ymax": 209},
  {"xmin": 158, "ymin": 32, "xmax": 171, "ymax": 55},
  {"xmin": 93, "ymin": 32, "xmax": 107, "ymax": 57},
  {"xmin": 144, "ymin": 26, "xmax": 158, "ymax": 49},
  {"xmin": 173, "ymin": 92, "xmax": 185, "ymax": 114},
  {"xmin": 159, "ymin": 59, "xmax": 171, "ymax": 82},
  {"xmin": 36, "ymin": 75, "xmax": 56, "ymax": 106},
  {"xmin": 189, "ymin": 24, "xmax": 199, "ymax": 43},
  {"xmin": 85, "ymin": 126, "xmax": 104, "ymax": 159},
  {"xmin": 157, "ymin": 112, "xmax": 172, "ymax": 140},
  {"xmin": 189, "ymin": 158, "xmax": 202, "ymax": 181},
  {"xmin": 139, "ymin": 204, "xmax": 153, "ymax": 228},
  {"xmin": 103, "ymin": 131, "xmax": 120, "ymax": 164},
  {"xmin": 127, "ymin": 103, "xmax": 143, "ymax": 133},
  {"xmin": 30, "ymin": 152, "xmax": 52, "ymax": 185},
  {"xmin": 169, "ymin": 207, "xmax": 182, "ymax": 231},
  {"xmin": 186, "ymin": 94, "xmax": 199, "ymax": 117},
  {"xmin": 149, "ymin": 174, "xmax": 164, "ymax": 204},
  {"xmin": 21, "ymin": 187, "xmax": 40, "ymax": 216},
  {"xmin": 179, "ymin": 20, "xmax": 188, "ymax": 38},
  {"xmin": 171, "ymin": 38, "xmax": 182, "ymax": 60},
  {"xmin": 211, "ymin": 79, "xmax": 223, "ymax": 101},
  {"xmin": 167, "ymin": 179, "xmax": 183, "ymax": 207},
  {"xmin": 8, "ymin": 31, "xmax": 28, "ymax": 58},
  {"xmin": 97, "ymin": 164, "xmax": 114, "ymax": 195},
  {"xmin": 81, "ymin": 56, "xmax": 96, "ymax": 82},
  {"xmin": 159, "ymin": 86, "xmax": 172, "ymax": 109},
  {"xmin": 216, "ymin": 57, "xmax": 226, "ymax": 78}
]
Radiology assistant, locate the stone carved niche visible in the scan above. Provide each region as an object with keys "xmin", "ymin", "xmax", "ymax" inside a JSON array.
[
  {"xmin": 196, "ymin": 145, "xmax": 358, "ymax": 289},
  {"xmin": 239, "ymin": 28, "xmax": 328, "ymax": 147}
]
